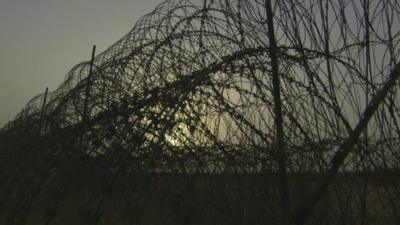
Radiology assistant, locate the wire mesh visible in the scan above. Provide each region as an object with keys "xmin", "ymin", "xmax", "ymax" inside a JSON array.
[{"xmin": 1, "ymin": 0, "xmax": 400, "ymax": 224}]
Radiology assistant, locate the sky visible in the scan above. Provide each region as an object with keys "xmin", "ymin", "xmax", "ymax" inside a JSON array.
[{"xmin": 0, "ymin": 0, "xmax": 162, "ymax": 127}]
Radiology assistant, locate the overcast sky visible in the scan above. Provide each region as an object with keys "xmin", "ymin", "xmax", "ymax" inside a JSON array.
[{"xmin": 0, "ymin": 0, "xmax": 162, "ymax": 127}]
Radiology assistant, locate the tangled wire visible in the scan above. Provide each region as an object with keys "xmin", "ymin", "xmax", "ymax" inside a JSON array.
[
  {"xmin": 1, "ymin": 0, "xmax": 400, "ymax": 224},
  {"xmin": 7, "ymin": 0, "xmax": 398, "ymax": 172}
]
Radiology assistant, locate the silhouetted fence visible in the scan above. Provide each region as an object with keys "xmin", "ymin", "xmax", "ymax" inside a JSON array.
[{"xmin": 1, "ymin": 0, "xmax": 400, "ymax": 224}]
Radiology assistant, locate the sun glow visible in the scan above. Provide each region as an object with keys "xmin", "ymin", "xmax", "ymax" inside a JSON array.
[{"xmin": 165, "ymin": 123, "xmax": 191, "ymax": 147}]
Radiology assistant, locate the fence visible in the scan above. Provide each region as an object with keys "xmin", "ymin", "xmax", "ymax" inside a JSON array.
[{"xmin": 1, "ymin": 0, "xmax": 400, "ymax": 224}]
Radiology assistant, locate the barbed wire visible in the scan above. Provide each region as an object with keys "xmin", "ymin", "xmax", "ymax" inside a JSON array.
[{"xmin": 1, "ymin": 0, "xmax": 400, "ymax": 224}]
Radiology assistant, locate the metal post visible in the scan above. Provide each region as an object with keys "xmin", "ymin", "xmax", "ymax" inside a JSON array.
[
  {"xmin": 39, "ymin": 87, "xmax": 49, "ymax": 134},
  {"xmin": 18, "ymin": 109, "xmax": 25, "ymax": 133},
  {"xmin": 83, "ymin": 45, "xmax": 96, "ymax": 123},
  {"xmin": 265, "ymin": 0, "xmax": 289, "ymax": 223},
  {"xmin": 294, "ymin": 61, "xmax": 400, "ymax": 224},
  {"xmin": 79, "ymin": 45, "xmax": 96, "ymax": 152}
]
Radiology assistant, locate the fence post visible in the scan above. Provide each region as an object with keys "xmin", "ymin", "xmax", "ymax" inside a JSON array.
[
  {"xmin": 83, "ymin": 45, "xmax": 96, "ymax": 123},
  {"xmin": 39, "ymin": 87, "xmax": 49, "ymax": 134},
  {"xmin": 265, "ymin": 0, "xmax": 289, "ymax": 223},
  {"xmin": 79, "ymin": 45, "xmax": 96, "ymax": 152},
  {"xmin": 18, "ymin": 109, "xmax": 25, "ymax": 134},
  {"xmin": 294, "ymin": 61, "xmax": 400, "ymax": 225}
]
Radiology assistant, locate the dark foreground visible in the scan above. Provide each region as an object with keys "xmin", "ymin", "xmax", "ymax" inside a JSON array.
[{"xmin": 0, "ymin": 141, "xmax": 399, "ymax": 225}]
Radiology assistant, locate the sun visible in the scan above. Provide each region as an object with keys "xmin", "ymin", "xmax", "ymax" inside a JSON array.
[{"xmin": 165, "ymin": 123, "xmax": 191, "ymax": 147}]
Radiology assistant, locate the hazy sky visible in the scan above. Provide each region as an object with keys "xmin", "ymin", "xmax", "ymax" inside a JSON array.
[{"xmin": 0, "ymin": 0, "xmax": 162, "ymax": 127}]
